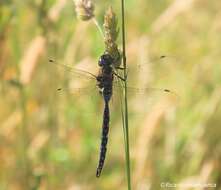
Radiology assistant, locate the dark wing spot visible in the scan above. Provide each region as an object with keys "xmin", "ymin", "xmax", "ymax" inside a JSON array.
[{"xmin": 164, "ymin": 89, "xmax": 170, "ymax": 93}]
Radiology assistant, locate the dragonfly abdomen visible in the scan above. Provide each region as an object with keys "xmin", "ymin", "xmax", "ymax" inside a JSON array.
[
  {"xmin": 103, "ymin": 84, "xmax": 113, "ymax": 102},
  {"xmin": 96, "ymin": 101, "xmax": 110, "ymax": 177}
]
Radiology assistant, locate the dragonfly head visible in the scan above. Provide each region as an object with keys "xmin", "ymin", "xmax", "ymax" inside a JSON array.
[{"xmin": 98, "ymin": 53, "xmax": 113, "ymax": 67}]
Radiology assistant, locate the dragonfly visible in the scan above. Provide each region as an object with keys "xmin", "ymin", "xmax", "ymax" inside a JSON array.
[
  {"xmin": 50, "ymin": 52, "xmax": 126, "ymax": 177},
  {"xmin": 94, "ymin": 53, "xmax": 124, "ymax": 177},
  {"xmin": 49, "ymin": 53, "xmax": 177, "ymax": 177}
]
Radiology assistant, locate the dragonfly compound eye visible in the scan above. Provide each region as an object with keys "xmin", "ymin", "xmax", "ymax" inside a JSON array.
[{"xmin": 98, "ymin": 54, "xmax": 113, "ymax": 66}]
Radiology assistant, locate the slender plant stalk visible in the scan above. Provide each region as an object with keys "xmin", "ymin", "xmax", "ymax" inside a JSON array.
[
  {"xmin": 19, "ymin": 86, "xmax": 31, "ymax": 190},
  {"xmin": 121, "ymin": 0, "xmax": 132, "ymax": 189},
  {"xmin": 92, "ymin": 18, "xmax": 104, "ymax": 38},
  {"xmin": 14, "ymin": 64, "xmax": 30, "ymax": 189}
]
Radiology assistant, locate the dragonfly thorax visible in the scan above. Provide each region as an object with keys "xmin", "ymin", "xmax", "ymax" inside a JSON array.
[
  {"xmin": 98, "ymin": 53, "xmax": 113, "ymax": 67},
  {"xmin": 96, "ymin": 71, "xmax": 113, "ymax": 91}
]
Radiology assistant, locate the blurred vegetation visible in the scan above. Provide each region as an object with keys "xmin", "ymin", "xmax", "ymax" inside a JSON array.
[{"xmin": 0, "ymin": 0, "xmax": 221, "ymax": 190}]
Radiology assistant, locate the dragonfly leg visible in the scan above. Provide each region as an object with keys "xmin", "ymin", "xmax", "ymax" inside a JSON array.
[
  {"xmin": 113, "ymin": 72, "xmax": 126, "ymax": 81},
  {"xmin": 115, "ymin": 66, "xmax": 125, "ymax": 70}
]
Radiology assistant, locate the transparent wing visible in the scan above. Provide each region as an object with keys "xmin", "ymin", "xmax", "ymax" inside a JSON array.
[
  {"xmin": 49, "ymin": 59, "xmax": 97, "ymax": 80},
  {"xmin": 125, "ymin": 55, "xmax": 179, "ymax": 84},
  {"xmin": 49, "ymin": 54, "xmax": 177, "ymax": 91},
  {"xmin": 49, "ymin": 56, "xmax": 179, "ymax": 117},
  {"xmin": 48, "ymin": 58, "xmax": 99, "ymax": 92},
  {"xmin": 111, "ymin": 82, "xmax": 179, "ymax": 118},
  {"xmin": 111, "ymin": 54, "xmax": 179, "ymax": 116}
]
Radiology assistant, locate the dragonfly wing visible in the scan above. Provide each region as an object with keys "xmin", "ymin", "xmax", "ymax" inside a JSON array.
[
  {"xmin": 111, "ymin": 80, "xmax": 179, "ymax": 117},
  {"xmin": 56, "ymin": 84, "xmax": 104, "ymax": 118},
  {"xmin": 49, "ymin": 59, "xmax": 98, "ymax": 81},
  {"xmin": 127, "ymin": 87, "xmax": 178, "ymax": 116},
  {"xmin": 49, "ymin": 58, "xmax": 104, "ymax": 116},
  {"xmin": 110, "ymin": 53, "xmax": 179, "ymax": 115},
  {"xmin": 124, "ymin": 55, "xmax": 181, "ymax": 87},
  {"xmin": 49, "ymin": 58, "xmax": 100, "ymax": 93}
]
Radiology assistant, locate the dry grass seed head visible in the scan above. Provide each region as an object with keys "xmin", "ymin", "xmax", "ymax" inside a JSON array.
[
  {"xmin": 104, "ymin": 6, "xmax": 121, "ymax": 67},
  {"xmin": 74, "ymin": 0, "xmax": 94, "ymax": 21}
]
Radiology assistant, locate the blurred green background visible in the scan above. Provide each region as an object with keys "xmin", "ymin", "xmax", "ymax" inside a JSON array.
[{"xmin": 0, "ymin": 0, "xmax": 221, "ymax": 189}]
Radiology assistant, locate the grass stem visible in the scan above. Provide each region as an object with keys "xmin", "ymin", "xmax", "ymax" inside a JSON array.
[
  {"xmin": 19, "ymin": 86, "xmax": 31, "ymax": 190},
  {"xmin": 121, "ymin": 0, "xmax": 132, "ymax": 189}
]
